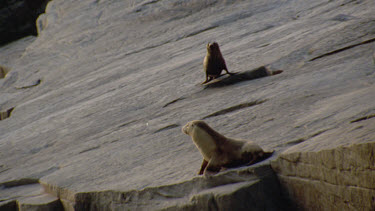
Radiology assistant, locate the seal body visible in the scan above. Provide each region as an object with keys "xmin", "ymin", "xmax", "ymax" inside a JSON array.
[
  {"xmin": 182, "ymin": 120, "xmax": 272, "ymax": 175},
  {"xmin": 202, "ymin": 42, "xmax": 234, "ymax": 84}
]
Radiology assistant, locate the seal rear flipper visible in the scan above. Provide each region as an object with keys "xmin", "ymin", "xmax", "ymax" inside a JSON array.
[
  {"xmin": 244, "ymin": 150, "xmax": 275, "ymax": 166},
  {"xmin": 254, "ymin": 150, "xmax": 275, "ymax": 164}
]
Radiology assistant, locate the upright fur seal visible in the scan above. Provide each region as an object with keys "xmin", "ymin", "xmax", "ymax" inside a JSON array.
[
  {"xmin": 182, "ymin": 120, "xmax": 273, "ymax": 175},
  {"xmin": 202, "ymin": 42, "xmax": 235, "ymax": 84}
]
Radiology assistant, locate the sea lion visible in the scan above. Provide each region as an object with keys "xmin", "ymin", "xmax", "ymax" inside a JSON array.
[
  {"xmin": 182, "ymin": 120, "xmax": 273, "ymax": 175},
  {"xmin": 202, "ymin": 42, "xmax": 235, "ymax": 84}
]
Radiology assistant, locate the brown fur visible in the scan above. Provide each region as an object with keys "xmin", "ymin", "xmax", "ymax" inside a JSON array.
[
  {"xmin": 182, "ymin": 120, "xmax": 273, "ymax": 175},
  {"xmin": 202, "ymin": 42, "xmax": 234, "ymax": 84}
]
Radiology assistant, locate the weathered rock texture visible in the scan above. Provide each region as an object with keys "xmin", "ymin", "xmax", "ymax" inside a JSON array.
[
  {"xmin": 272, "ymin": 111, "xmax": 375, "ymax": 210},
  {"xmin": 0, "ymin": 0, "xmax": 375, "ymax": 210}
]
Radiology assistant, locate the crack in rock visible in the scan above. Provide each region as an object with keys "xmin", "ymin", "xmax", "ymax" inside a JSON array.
[
  {"xmin": 154, "ymin": 124, "xmax": 180, "ymax": 133},
  {"xmin": 350, "ymin": 113, "xmax": 375, "ymax": 123},
  {"xmin": 163, "ymin": 97, "xmax": 186, "ymax": 108},
  {"xmin": 15, "ymin": 78, "xmax": 42, "ymax": 89},
  {"xmin": 278, "ymin": 128, "xmax": 332, "ymax": 148},
  {"xmin": 202, "ymin": 100, "xmax": 267, "ymax": 119},
  {"xmin": 0, "ymin": 178, "xmax": 39, "ymax": 189},
  {"xmin": 309, "ymin": 37, "xmax": 375, "ymax": 61}
]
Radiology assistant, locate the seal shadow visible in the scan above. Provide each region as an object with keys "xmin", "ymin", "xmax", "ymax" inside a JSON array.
[
  {"xmin": 203, "ymin": 66, "xmax": 283, "ymax": 89},
  {"xmin": 162, "ymin": 66, "xmax": 282, "ymax": 108}
]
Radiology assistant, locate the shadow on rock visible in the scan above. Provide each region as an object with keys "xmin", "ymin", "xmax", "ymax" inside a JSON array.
[{"xmin": 203, "ymin": 66, "xmax": 283, "ymax": 89}]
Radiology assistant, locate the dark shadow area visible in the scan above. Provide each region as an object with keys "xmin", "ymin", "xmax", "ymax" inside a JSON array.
[
  {"xmin": 153, "ymin": 124, "xmax": 180, "ymax": 134},
  {"xmin": 275, "ymin": 128, "xmax": 331, "ymax": 148},
  {"xmin": 0, "ymin": 107, "xmax": 14, "ymax": 121},
  {"xmin": 162, "ymin": 67, "xmax": 282, "ymax": 109},
  {"xmin": 162, "ymin": 97, "xmax": 186, "ymax": 108},
  {"xmin": 252, "ymin": 165, "xmax": 299, "ymax": 211},
  {"xmin": 223, "ymin": 150, "xmax": 275, "ymax": 170},
  {"xmin": 251, "ymin": 151, "xmax": 275, "ymax": 166},
  {"xmin": 309, "ymin": 37, "xmax": 375, "ymax": 61},
  {"xmin": 202, "ymin": 99, "xmax": 267, "ymax": 119},
  {"xmin": 350, "ymin": 113, "xmax": 375, "ymax": 123},
  {"xmin": 0, "ymin": 0, "xmax": 51, "ymax": 46},
  {"xmin": 0, "ymin": 178, "xmax": 39, "ymax": 188},
  {"xmin": 15, "ymin": 78, "xmax": 42, "ymax": 89},
  {"xmin": 0, "ymin": 200, "xmax": 17, "ymax": 210},
  {"xmin": 203, "ymin": 66, "xmax": 282, "ymax": 89}
]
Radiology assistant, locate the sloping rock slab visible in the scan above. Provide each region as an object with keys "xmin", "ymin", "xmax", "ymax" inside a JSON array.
[
  {"xmin": 0, "ymin": 181, "xmax": 62, "ymax": 211},
  {"xmin": 1, "ymin": 0, "xmax": 375, "ymax": 210},
  {"xmin": 272, "ymin": 117, "xmax": 375, "ymax": 210},
  {"xmin": 42, "ymin": 161, "xmax": 294, "ymax": 210},
  {"xmin": 18, "ymin": 194, "xmax": 62, "ymax": 211}
]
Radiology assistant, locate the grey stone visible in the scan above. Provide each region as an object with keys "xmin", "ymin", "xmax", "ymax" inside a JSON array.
[
  {"xmin": 18, "ymin": 194, "xmax": 62, "ymax": 211},
  {"xmin": 272, "ymin": 118, "xmax": 375, "ymax": 211},
  {"xmin": 0, "ymin": 0, "xmax": 375, "ymax": 210},
  {"xmin": 0, "ymin": 182, "xmax": 62, "ymax": 210}
]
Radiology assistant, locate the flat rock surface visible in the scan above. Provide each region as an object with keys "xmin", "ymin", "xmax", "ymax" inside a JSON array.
[{"xmin": 0, "ymin": 0, "xmax": 374, "ymax": 209}]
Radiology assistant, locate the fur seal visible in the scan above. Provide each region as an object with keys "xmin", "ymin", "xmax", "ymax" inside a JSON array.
[
  {"xmin": 182, "ymin": 120, "xmax": 273, "ymax": 175},
  {"xmin": 202, "ymin": 42, "xmax": 235, "ymax": 84}
]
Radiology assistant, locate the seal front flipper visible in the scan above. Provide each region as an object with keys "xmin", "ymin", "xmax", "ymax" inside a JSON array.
[
  {"xmin": 204, "ymin": 154, "xmax": 222, "ymax": 176},
  {"xmin": 201, "ymin": 75, "xmax": 213, "ymax": 84},
  {"xmin": 198, "ymin": 159, "xmax": 208, "ymax": 175}
]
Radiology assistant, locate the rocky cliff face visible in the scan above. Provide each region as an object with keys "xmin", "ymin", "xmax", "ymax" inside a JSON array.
[{"xmin": 0, "ymin": 0, "xmax": 374, "ymax": 210}]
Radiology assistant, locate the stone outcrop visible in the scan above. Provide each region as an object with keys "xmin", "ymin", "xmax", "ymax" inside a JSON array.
[
  {"xmin": 40, "ymin": 162, "xmax": 294, "ymax": 210},
  {"xmin": 272, "ymin": 111, "xmax": 375, "ymax": 210},
  {"xmin": 0, "ymin": 180, "xmax": 61, "ymax": 211},
  {"xmin": 0, "ymin": 0, "xmax": 374, "ymax": 210}
]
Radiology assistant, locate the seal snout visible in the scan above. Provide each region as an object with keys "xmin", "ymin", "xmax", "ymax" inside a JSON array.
[{"xmin": 182, "ymin": 124, "xmax": 189, "ymax": 135}]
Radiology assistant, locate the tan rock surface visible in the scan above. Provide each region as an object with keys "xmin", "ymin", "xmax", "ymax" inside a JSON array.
[
  {"xmin": 0, "ymin": 0, "xmax": 375, "ymax": 210},
  {"xmin": 272, "ymin": 114, "xmax": 375, "ymax": 210}
]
